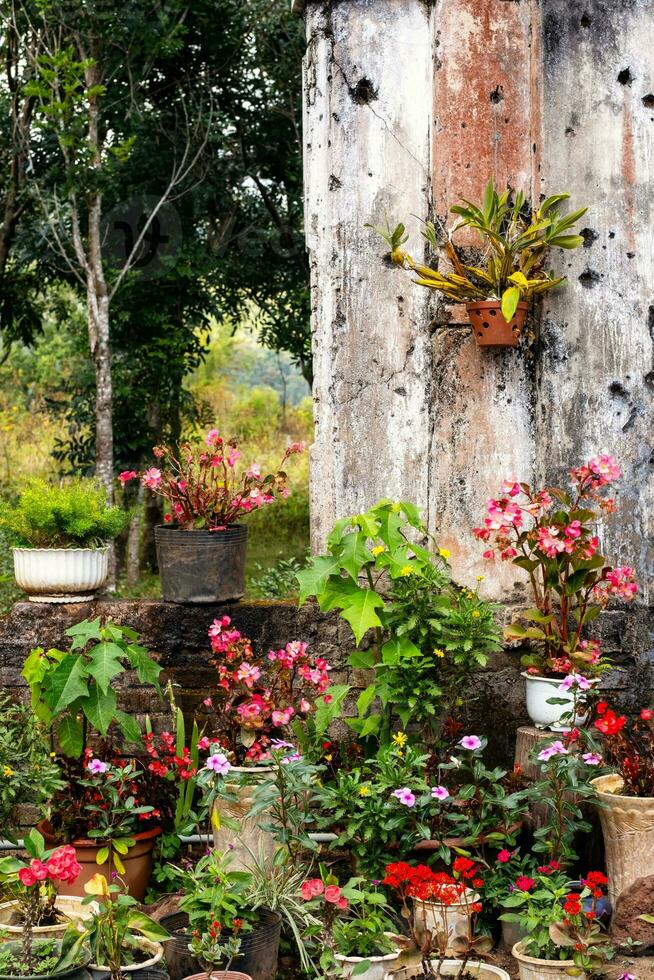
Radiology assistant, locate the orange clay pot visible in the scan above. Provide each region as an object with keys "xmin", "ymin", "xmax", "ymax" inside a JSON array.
[{"xmin": 466, "ymin": 300, "xmax": 528, "ymax": 347}]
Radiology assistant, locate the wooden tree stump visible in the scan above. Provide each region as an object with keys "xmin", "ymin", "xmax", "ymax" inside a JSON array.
[{"xmin": 515, "ymin": 725, "xmax": 560, "ymax": 828}]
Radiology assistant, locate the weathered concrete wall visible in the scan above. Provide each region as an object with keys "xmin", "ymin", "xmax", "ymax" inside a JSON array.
[
  {"xmin": 1, "ymin": 599, "xmax": 651, "ymax": 761},
  {"xmin": 302, "ymin": 0, "xmax": 654, "ymax": 606}
]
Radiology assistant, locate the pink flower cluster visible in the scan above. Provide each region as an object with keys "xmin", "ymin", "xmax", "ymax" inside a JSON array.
[
  {"xmin": 595, "ymin": 566, "xmax": 638, "ymax": 603},
  {"xmin": 204, "ymin": 617, "xmax": 332, "ymax": 763},
  {"xmin": 18, "ymin": 846, "xmax": 81, "ymax": 887},
  {"xmin": 300, "ymin": 878, "xmax": 348, "ymax": 909}
]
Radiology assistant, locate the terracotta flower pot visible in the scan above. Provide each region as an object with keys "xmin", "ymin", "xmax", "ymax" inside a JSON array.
[
  {"xmin": 511, "ymin": 940, "xmax": 581, "ymax": 980},
  {"xmin": 466, "ymin": 300, "xmax": 528, "ymax": 347},
  {"xmin": 38, "ymin": 821, "xmax": 161, "ymax": 901},
  {"xmin": 591, "ymin": 773, "xmax": 654, "ymax": 906}
]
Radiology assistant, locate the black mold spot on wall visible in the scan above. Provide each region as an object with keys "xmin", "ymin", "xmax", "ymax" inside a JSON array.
[
  {"xmin": 642, "ymin": 94, "xmax": 654, "ymax": 108},
  {"xmin": 609, "ymin": 381, "xmax": 628, "ymax": 397},
  {"xmin": 351, "ymin": 77, "xmax": 378, "ymax": 105},
  {"xmin": 580, "ymin": 12, "xmax": 591, "ymax": 27},
  {"xmin": 648, "ymin": 306, "xmax": 654, "ymax": 342},
  {"xmin": 490, "ymin": 85, "xmax": 504, "ymax": 103},
  {"xmin": 580, "ymin": 227, "xmax": 599, "ymax": 247},
  {"xmin": 617, "ymin": 67, "xmax": 634, "ymax": 86},
  {"xmin": 328, "ymin": 174, "xmax": 342, "ymax": 191},
  {"xmin": 579, "ymin": 268, "xmax": 601, "ymax": 288}
]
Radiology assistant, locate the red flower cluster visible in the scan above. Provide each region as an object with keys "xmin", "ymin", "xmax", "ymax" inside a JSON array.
[
  {"xmin": 383, "ymin": 862, "xmax": 482, "ymax": 907},
  {"xmin": 592, "ymin": 704, "xmax": 654, "ymax": 796},
  {"xmin": 594, "ymin": 704, "xmax": 626, "ymax": 735},
  {"xmin": 17, "ymin": 846, "xmax": 81, "ymax": 887},
  {"xmin": 581, "ymin": 871, "xmax": 608, "ymax": 899},
  {"xmin": 143, "ymin": 731, "xmax": 197, "ymax": 781}
]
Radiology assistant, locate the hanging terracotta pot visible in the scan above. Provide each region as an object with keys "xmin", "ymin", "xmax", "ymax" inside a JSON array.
[{"xmin": 466, "ymin": 300, "xmax": 528, "ymax": 347}]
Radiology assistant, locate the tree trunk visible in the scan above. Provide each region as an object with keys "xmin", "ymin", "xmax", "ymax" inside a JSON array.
[{"xmin": 126, "ymin": 483, "xmax": 144, "ymax": 587}]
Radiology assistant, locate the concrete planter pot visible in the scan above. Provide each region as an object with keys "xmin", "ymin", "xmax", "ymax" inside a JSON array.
[
  {"xmin": 89, "ymin": 939, "xmax": 164, "ymax": 980},
  {"xmin": 38, "ymin": 821, "xmax": 160, "ymax": 901},
  {"xmin": 522, "ymin": 672, "xmax": 596, "ymax": 731},
  {"xmin": 511, "ymin": 941, "xmax": 581, "ymax": 980},
  {"xmin": 12, "ymin": 547, "xmax": 108, "ymax": 603},
  {"xmin": 413, "ymin": 892, "xmax": 480, "ymax": 955},
  {"xmin": 387, "ymin": 959, "xmax": 510, "ymax": 980},
  {"xmin": 212, "ymin": 766, "xmax": 276, "ymax": 871},
  {"xmin": 466, "ymin": 300, "xmax": 528, "ymax": 347},
  {"xmin": 591, "ymin": 773, "xmax": 654, "ymax": 905},
  {"xmin": 0, "ymin": 897, "xmax": 91, "ymax": 940},
  {"xmin": 154, "ymin": 525, "xmax": 247, "ymax": 603}
]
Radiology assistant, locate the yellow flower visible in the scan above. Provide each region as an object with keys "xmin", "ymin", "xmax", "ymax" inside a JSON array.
[
  {"xmin": 358, "ymin": 786, "xmax": 371, "ymax": 797},
  {"xmin": 325, "ymin": 753, "xmax": 333, "ymax": 762},
  {"xmin": 401, "ymin": 565, "xmax": 412, "ymax": 576},
  {"xmin": 50, "ymin": 752, "xmax": 56, "ymax": 758},
  {"xmin": 433, "ymin": 648, "xmax": 445, "ymax": 658},
  {"xmin": 3, "ymin": 766, "xmax": 14, "ymax": 777},
  {"xmin": 476, "ymin": 575, "xmax": 485, "ymax": 582},
  {"xmin": 84, "ymin": 873, "xmax": 110, "ymax": 898},
  {"xmin": 392, "ymin": 731, "xmax": 408, "ymax": 748},
  {"xmin": 439, "ymin": 547, "xmax": 451, "ymax": 560},
  {"xmin": 371, "ymin": 545, "xmax": 385, "ymax": 556},
  {"xmin": 472, "ymin": 610, "xmax": 481, "ymax": 618}
]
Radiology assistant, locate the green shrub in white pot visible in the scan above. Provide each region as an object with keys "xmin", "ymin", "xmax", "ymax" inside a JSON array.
[{"xmin": 0, "ymin": 479, "xmax": 127, "ymax": 602}]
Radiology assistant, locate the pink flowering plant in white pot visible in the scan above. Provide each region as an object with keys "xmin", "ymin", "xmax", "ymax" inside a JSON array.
[{"xmin": 472, "ymin": 455, "xmax": 637, "ymax": 728}]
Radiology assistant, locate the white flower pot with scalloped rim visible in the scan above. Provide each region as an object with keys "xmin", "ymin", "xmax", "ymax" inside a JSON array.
[
  {"xmin": 387, "ymin": 960, "xmax": 510, "ymax": 980},
  {"xmin": 335, "ymin": 946, "xmax": 402, "ymax": 980},
  {"xmin": 522, "ymin": 672, "xmax": 597, "ymax": 731},
  {"xmin": 511, "ymin": 941, "xmax": 582, "ymax": 980},
  {"xmin": 12, "ymin": 547, "xmax": 108, "ymax": 603},
  {"xmin": 0, "ymin": 897, "xmax": 92, "ymax": 939}
]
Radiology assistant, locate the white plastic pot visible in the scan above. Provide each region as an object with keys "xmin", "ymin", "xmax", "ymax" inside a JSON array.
[
  {"xmin": 414, "ymin": 892, "xmax": 480, "ymax": 955},
  {"xmin": 334, "ymin": 941, "xmax": 402, "ymax": 979},
  {"xmin": 13, "ymin": 547, "xmax": 109, "ymax": 603},
  {"xmin": 511, "ymin": 940, "xmax": 582, "ymax": 980},
  {"xmin": 88, "ymin": 938, "xmax": 164, "ymax": 980},
  {"xmin": 386, "ymin": 959, "xmax": 510, "ymax": 980},
  {"xmin": 0, "ymin": 897, "xmax": 92, "ymax": 939},
  {"xmin": 522, "ymin": 672, "xmax": 597, "ymax": 731}
]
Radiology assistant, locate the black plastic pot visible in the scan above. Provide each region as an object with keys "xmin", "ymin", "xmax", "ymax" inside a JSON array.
[
  {"xmin": 160, "ymin": 909, "xmax": 280, "ymax": 980},
  {"xmin": 154, "ymin": 525, "xmax": 248, "ymax": 604}
]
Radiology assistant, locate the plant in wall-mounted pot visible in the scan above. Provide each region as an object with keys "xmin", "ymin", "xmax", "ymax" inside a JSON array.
[
  {"xmin": 589, "ymin": 705, "xmax": 654, "ymax": 906},
  {"xmin": 369, "ymin": 179, "xmax": 586, "ymax": 348},
  {"xmin": 0, "ymin": 479, "xmax": 127, "ymax": 603},
  {"xmin": 121, "ymin": 429, "xmax": 304, "ymax": 603},
  {"xmin": 23, "ymin": 617, "xmax": 164, "ymax": 900},
  {"xmin": 472, "ymin": 455, "xmax": 637, "ymax": 730}
]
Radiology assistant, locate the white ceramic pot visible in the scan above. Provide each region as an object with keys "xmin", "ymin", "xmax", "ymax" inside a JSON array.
[
  {"xmin": 522, "ymin": 672, "xmax": 597, "ymax": 731},
  {"xmin": 511, "ymin": 941, "xmax": 582, "ymax": 980},
  {"xmin": 335, "ymin": 937, "xmax": 403, "ymax": 980},
  {"xmin": 88, "ymin": 938, "xmax": 163, "ymax": 979},
  {"xmin": 386, "ymin": 959, "xmax": 510, "ymax": 980},
  {"xmin": 591, "ymin": 773, "xmax": 654, "ymax": 906},
  {"xmin": 13, "ymin": 547, "xmax": 109, "ymax": 603},
  {"xmin": 0, "ymin": 897, "xmax": 92, "ymax": 940},
  {"xmin": 212, "ymin": 765, "xmax": 277, "ymax": 871},
  {"xmin": 414, "ymin": 892, "xmax": 480, "ymax": 955}
]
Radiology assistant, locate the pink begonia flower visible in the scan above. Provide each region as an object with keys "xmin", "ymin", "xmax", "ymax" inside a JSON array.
[
  {"xmin": 431, "ymin": 786, "xmax": 449, "ymax": 800},
  {"xmin": 205, "ymin": 752, "xmax": 231, "ymax": 775},
  {"xmin": 227, "ymin": 447, "xmax": 241, "ymax": 467},
  {"xmin": 203, "ymin": 697, "xmax": 213, "ymax": 707},
  {"xmin": 582, "ymin": 752, "xmax": 602, "ymax": 766},
  {"xmin": 537, "ymin": 525, "xmax": 567, "ymax": 558},
  {"xmin": 236, "ymin": 662, "xmax": 261, "ymax": 688},
  {"xmin": 272, "ymin": 708, "xmax": 294, "ymax": 726},
  {"xmin": 589, "ymin": 454, "xmax": 621, "ymax": 483},
  {"xmin": 205, "ymin": 429, "xmax": 222, "ymax": 447},
  {"xmin": 538, "ymin": 740, "xmax": 568, "ymax": 762},
  {"xmin": 393, "ymin": 787, "xmax": 416, "ymax": 807},
  {"xmin": 558, "ymin": 674, "xmax": 591, "ymax": 692},
  {"xmin": 142, "ymin": 467, "xmax": 162, "ymax": 489},
  {"xmin": 88, "ymin": 759, "xmax": 109, "ymax": 775},
  {"xmin": 501, "ymin": 478, "xmax": 521, "ymax": 497},
  {"xmin": 565, "ymin": 520, "xmax": 582, "ymax": 539},
  {"xmin": 299, "ymin": 699, "xmax": 311, "ymax": 713},
  {"xmin": 246, "ymin": 463, "xmax": 261, "ymax": 479},
  {"xmin": 459, "ymin": 735, "xmax": 482, "ymax": 751},
  {"xmin": 500, "ymin": 547, "xmax": 518, "ymax": 561},
  {"xmin": 197, "ymin": 736, "xmax": 210, "ymax": 751},
  {"xmin": 118, "ymin": 470, "xmax": 138, "ymax": 484},
  {"xmin": 482, "ymin": 549, "xmax": 495, "ymax": 560},
  {"xmin": 287, "ymin": 441, "xmax": 306, "ymax": 455}
]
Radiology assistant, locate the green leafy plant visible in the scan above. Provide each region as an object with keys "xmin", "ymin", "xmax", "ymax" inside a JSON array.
[
  {"xmin": 22, "ymin": 617, "xmax": 161, "ymax": 757},
  {"xmin": 77, "ymin": 763, "xmax": 154, "ymax": 873},
  {"xmin": 0, "ymin": 696, "xmax": 64, "ymax": 844},
  {"xmin": 370, "ymin": 180, "xmax": 586, "ymax": 321},
  {"xmin": 297, "ymin": 500, "xmax": 500, "ymax": 746},
  {"xmin": 168, "ymin": 850, "xmax": 257, "ymax": 934},
  {"xmin": 248, "ymin": 555, "xmax": 306, "ymax": 599},
  {"xmin": 0, "ymin": 480, "xmax": 127, "ymax": 548},
  {"xmin": 247, "ymin": 748, "xmax": 323, "ymax": 860},
  {"xmin": 57, "ymin": 873, "xmax": 170, "ymax": 980}
]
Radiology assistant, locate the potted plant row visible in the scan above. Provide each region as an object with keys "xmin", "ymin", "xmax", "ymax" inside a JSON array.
[
  {"xmin": 0, "ymin": 479, "xmax": 127, "ymax": 603},
  {"xmin": 119, "ymin": 429, "xmax": 304, "ymax": 604}
]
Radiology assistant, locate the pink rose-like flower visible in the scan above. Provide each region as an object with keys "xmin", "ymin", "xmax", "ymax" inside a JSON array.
[
  {"xmin": 206, "ymin": 752, "xmax": 231, "ymax": 776},
  {"xmin": 118, "ymin": 470, "xmax": 138, "ymax": 484},
  {"xmin": 336, "ymin": 896, "xmax": 348, "ymax": 909},
  {"xmin": 88, "ymin": 759, "xmax": 109, "ymax": 775},
  {"xmin": 459, "ymin": 735, "xmax": 482, "ymax": 751},
  {"xmin": 301, "ymin": 878, "xmax": 324, "ymax": 901},
  {"xmin": 324, "ymin": 885, "xmax": 342, "ymax": 904},
  {"xmin": 18, "ymin": 867, "xmax": 37, "ymax": 887},
  {"xmin": 392, "ymin": 787, "xmax": 416, "ymax": 808},
  {"xmin": 142, "ymin": 467, "xmax": 162, "ymax": 489},
  {"xmin": 431, "ymin": 786, "xmax": 450, "ymax": 801}
]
